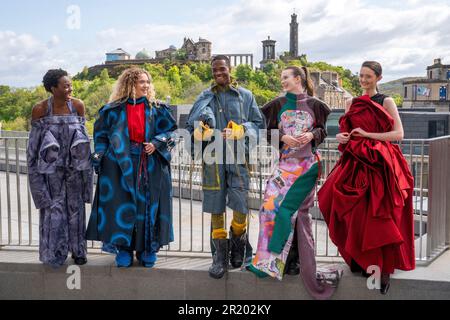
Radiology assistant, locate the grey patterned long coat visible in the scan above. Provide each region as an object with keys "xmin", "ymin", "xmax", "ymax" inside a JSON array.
[{"xmin": 27, "ymin": 102, "xmax": 93, "ymax": 267}]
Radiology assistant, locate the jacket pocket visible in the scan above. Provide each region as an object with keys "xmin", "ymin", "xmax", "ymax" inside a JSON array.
[
  {"xmin": 37, "ymin": 130, "xmax": 60, "ymax": 174},
  {"xmin": 70, "ymin": 128, "xmax": 92, "ymax": 171}
]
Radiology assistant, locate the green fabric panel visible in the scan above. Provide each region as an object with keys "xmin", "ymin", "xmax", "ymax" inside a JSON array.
[
  {"xmin": 268, "ymin": 162, "xmax": 319, "ymax": 254},
  {"xmin": 278, "ymin": 94, "xmax": 297, "ymax": 122},
  {"xmin": 247, "ymin": 264, "xmax": 269, "ymax": 278}
]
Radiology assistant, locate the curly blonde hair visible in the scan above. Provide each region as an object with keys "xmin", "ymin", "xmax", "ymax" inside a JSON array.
[{"xmin": 109, "ymin": 67, "xmax": 156, "ymax": 104}]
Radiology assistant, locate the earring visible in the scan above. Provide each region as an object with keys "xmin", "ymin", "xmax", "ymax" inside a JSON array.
[{"xmin": 132, "ymin": 88, "xmax": 136, "ymax": 105}]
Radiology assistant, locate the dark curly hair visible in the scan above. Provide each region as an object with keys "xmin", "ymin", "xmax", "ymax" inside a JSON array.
[
  {"xmin": 211, "ymin": 55, "xmax": 231, "ymax": 68},
  {"xmin": 43, "ymin": 69, "xmax": 69, "ymax": 93}
]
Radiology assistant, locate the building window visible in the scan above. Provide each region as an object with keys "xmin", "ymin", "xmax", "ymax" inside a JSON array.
[
  {"xmin": 430, "ymin": 71, "xmax": 433, "ymax": 79},
  {"xmin": 202, "ymin": 48, "xmax": 206, "ymax": 54},
  {"xmin": 428, "ymin": 120, "xmax": 446, "ymax": 138},
  {"xmin": 404, "ymin": 86, "xmax": 408, "ymax": 98},
  {"xmin": 440, "ymin": 86, "xmax": 447, "ymax": 101}
]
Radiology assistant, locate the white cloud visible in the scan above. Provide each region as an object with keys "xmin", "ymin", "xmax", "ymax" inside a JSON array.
[{"xmin": 47, "ymin": 35, "xmax": 60, "ymax": 48}]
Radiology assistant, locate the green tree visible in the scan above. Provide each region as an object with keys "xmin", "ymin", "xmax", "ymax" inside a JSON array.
[
  {"xmin": 99, "ymin": 69, "xmax": 110, "ymax": 82},
  {"xmin": 262, "ymin": 62, "xmax": 277, "ymax": 75},
  {"xmin": 251, "ymin": 70, "xmax": 268, "ymax": 88},
  {"xmin": 2, "ymin": 117, "xmax": 27, "ymax": 131},
  {"xmin": 167, "ymin": 66, "xmax": 182, "ymax": 96},
  {"xmin": 180, "ymin": 65, "xmax": 201, "ymax": 90},
  {"xmin": 153, "ymin": 78, "xmax": 173, "ymax": 102},
  {"xmin": 144, "ymin": 63, "xmax": 166, "ymax": 80},
  {"xmin": 392, "ymin": 94, "xmax": 403, "ymax": 107},
  {"xmin": 174, "ymin": 49, "xmax": 187, "ymax": 61},
  {"xmin": 234, "ymin": 64, "xmax": 253, "ymax": 83},
  {"xmin": 191, "ymin": 62, "xmax": 212, "ymax": 82},
  {"xmin": 83, "ymin": 82, "xmax": 113, "ymax": 119},
  {"xmin": 82, "ymin": 66, "xmax": 89, "ymax": 78}
]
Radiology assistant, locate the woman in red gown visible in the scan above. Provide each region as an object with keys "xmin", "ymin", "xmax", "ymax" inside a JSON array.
[{"xmin": 317, "ymin": 61, "xmax": 415, "ymax": 295}]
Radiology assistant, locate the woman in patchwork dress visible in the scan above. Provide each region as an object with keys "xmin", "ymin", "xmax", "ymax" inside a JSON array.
[{"xmin": 248, "ymin": 66, "xmax": 342, "ymax": 299}]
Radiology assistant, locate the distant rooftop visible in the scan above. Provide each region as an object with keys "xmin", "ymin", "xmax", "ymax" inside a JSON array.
[{"xmin": 106, "ymin": 48, "xmax": 131, "ymax": 55}]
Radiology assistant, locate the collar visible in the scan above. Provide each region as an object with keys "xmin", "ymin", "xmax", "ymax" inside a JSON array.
[
  {"xmin": 126, "ymin": 96, "xmax": 148, "ymax": 105},
  {"xmin": 285, "ymin": 92, "xmax": 308, "ymax": 101},
  {"xmin": 210, "ymin": 78, "xmax": 240, "ymax": 94}
]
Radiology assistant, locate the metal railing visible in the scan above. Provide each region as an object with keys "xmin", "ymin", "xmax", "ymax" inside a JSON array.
[{"xmin": 0, "ymin": 134, "xmax": 449, "ymax": 265}]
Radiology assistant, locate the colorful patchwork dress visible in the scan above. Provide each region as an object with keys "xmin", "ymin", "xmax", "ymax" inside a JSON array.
[{"xmin": 249, "ymin": 92, "xmax": 340, "ymax": 299}]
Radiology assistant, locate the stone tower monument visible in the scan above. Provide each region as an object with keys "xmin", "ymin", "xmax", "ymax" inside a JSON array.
[
  {"xmin": 260, "ymin": 36, "xmax": 277, "ymax": 68},
  {"xmin": 290, "ymin": 13, "xmax": 299, "ymax": 57},
  {"xmin": 262, "ymin": 36, "xmax": 276, "ymax": 61}
]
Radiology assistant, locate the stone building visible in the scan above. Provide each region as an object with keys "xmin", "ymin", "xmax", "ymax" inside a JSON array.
[
  {"xmin": 403, "ymin": 58, "xmax": 450, "ymax": 111},
  {"xmin": 155, "ymin": 37, "xmax": 212, "ymax": 62},
  {"xmin": 187, "ymin": 38, "xmax": 212, "ymax": 61},
  {"xmin": 214, "ymin": 54, "xmax": 254, "ymax": 68},
  {"xmin": 155, "ymin": 45, "xmax": 177, "ymax": 59},
  {"xmin": 310, "ymin": 71, "xmax": 351, "ymax": 110},
  {"xmin": 105, "ymin": 48, "xmax": 131, "ymax": 62}
]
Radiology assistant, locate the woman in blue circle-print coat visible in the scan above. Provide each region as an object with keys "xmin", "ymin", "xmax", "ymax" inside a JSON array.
[{"xmin": 86, "ymin": 67, "xmax": 177, "ymax": 268}]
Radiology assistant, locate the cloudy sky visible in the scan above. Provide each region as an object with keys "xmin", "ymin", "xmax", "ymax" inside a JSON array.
[{"xmin": 1, "ymin": 0, "xmax": 449, "ymax": 87}]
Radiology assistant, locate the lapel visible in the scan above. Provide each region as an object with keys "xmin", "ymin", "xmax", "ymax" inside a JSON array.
[
  {"xmin": 111, "ymin": 104, "xmax": 135, "ymax": 201},
  {"xmin": 146, "ymin": 103, "xmax": 163, "ymax": 201},
  {"xmin": 145, "ymin": 102, "xmax": 153, "ymax": 143}
]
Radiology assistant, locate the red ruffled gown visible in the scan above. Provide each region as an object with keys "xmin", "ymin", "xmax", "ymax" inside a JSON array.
[{"xmin": 317, "ymin": 95, "xmax": 415, "ymax": 274}]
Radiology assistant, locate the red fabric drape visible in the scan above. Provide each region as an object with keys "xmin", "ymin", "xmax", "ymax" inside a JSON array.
[
  {"xmin": 318, "ymin": 95, "xmax": 415, "ymax": 273},
  {"xmin": 126, "ymin": 102, "xmax": 145, "ymax": 143}
]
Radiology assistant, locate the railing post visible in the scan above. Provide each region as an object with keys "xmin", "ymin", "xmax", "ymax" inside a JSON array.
[
  {"xmin": 443, "ymin": 138, "xmax": 450, "ymax": 246},
  {"xmin": 428, "ymin": 136, "xmax": 450, "ymax": 258}
]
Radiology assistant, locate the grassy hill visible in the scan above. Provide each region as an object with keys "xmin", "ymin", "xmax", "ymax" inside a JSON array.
[{"xmin": 379, "ymin": 77, "xmax": 424, "ymax": 96}]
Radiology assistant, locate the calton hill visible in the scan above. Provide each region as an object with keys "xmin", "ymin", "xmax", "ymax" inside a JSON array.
[{"xmin": 0, "ymin": 57, "xmax": 403, "ymax": 134}]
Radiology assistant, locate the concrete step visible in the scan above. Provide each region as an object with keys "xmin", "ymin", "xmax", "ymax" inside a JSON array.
[{"xmin": 0, "ymin": 249, "xmax": 449, "ymax": 300}]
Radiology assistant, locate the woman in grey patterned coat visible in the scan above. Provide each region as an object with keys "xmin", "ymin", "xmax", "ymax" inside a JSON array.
[{"xmin": 27, "ymin": 69, "xmax": 93, "ymax": 267}]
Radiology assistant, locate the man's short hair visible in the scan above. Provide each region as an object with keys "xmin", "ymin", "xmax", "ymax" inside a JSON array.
[{"xmin": 211, "ymin": 55, "xmax": 231, "ymax": 68}]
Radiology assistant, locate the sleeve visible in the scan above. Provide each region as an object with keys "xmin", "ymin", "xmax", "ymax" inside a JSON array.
[
  {"xmin": 26, "ymin": 123, "xmax": 52, "ymax": 209},
  {"xmin": 241, "ymin": 93, "xmax": 265, "ymax": 141},
  {"xmin": 80, "ymin": 121, "xmax": 93, "ymax": 203},
  {"xmin": 185, "ymin": 91, "xmax": 216, "ymax": 133},
  {"xmin": 151, "ymin": 104, "xmax": 178, "ymax": 151},
  {"xmin": 81, "ymin": 168, "xmax": 93, "ymax": 204},
  {"xmin": 260, "ymin": 98, "xmax": 283, "ymax": 149},
  {"xmin": 311, "ymin": 100, "xmax": 331, "ymax": 149},
  {"xmin": 184, "ymin": 92, "xmax": 216, "ymax": 160},
  {"xmin": 91, "ymin": 107, "xmax": 110, "ymax": 174}
]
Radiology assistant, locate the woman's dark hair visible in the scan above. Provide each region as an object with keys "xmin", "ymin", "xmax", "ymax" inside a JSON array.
[
  {"xmin": 284, "ymin": 66, "xmax": 315, "ymax": 96},
  {"xmin": 43, "ymin": 69, "xmax": 69, "ymax": 93},
  {"xmin": 362, "ymin": 61, "xmax": 382, "ymax": 77}
]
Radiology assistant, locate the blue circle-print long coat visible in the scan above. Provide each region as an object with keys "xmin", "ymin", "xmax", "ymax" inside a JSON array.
[{"xmin": 86, "ymin": 98, "xmax": 177, "ymax": 253}]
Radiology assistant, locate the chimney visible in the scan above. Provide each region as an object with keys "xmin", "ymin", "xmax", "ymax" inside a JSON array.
[
  {"xmin": 434, "ymin": 58, "xmax": 442, "ymax": 65},
  {"xmin": 310, "ymin": 71, "xmax": 320, "ymax": 89},
  {"xmin": 322, "ymin": 71, "xmax": 332, "ymax": 85}
]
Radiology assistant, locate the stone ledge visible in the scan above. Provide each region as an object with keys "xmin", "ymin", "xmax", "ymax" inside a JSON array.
[{"xmin": 0, "ymin": 250, "xmax": 449, "ymax": 300}]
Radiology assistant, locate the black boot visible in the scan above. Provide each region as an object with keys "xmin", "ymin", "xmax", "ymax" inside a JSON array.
[
  {"xmin": 209, "ymin": 239, "xmax": 229, "ymax": 279},
  {"xmin": 350, "ymin": 259, "xmax": 363, "ymax": 273},
  {"xmin": 284, "ymin": 238, "xmax": 300, "ymax": 276},
  {"xmin": 229, "ymin": 228, "xmax": 247, "ymax": 269},
  {"xmin": 350, "ymin": 259, "xmax": 371, "ymax": 278},
  {"xmin": 71, "ymin": 253, "xmax": 87, "ymax": 265},
  {"xmin": 380, "ymin": 273, "xmax": 391, "ymax": 295}
]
